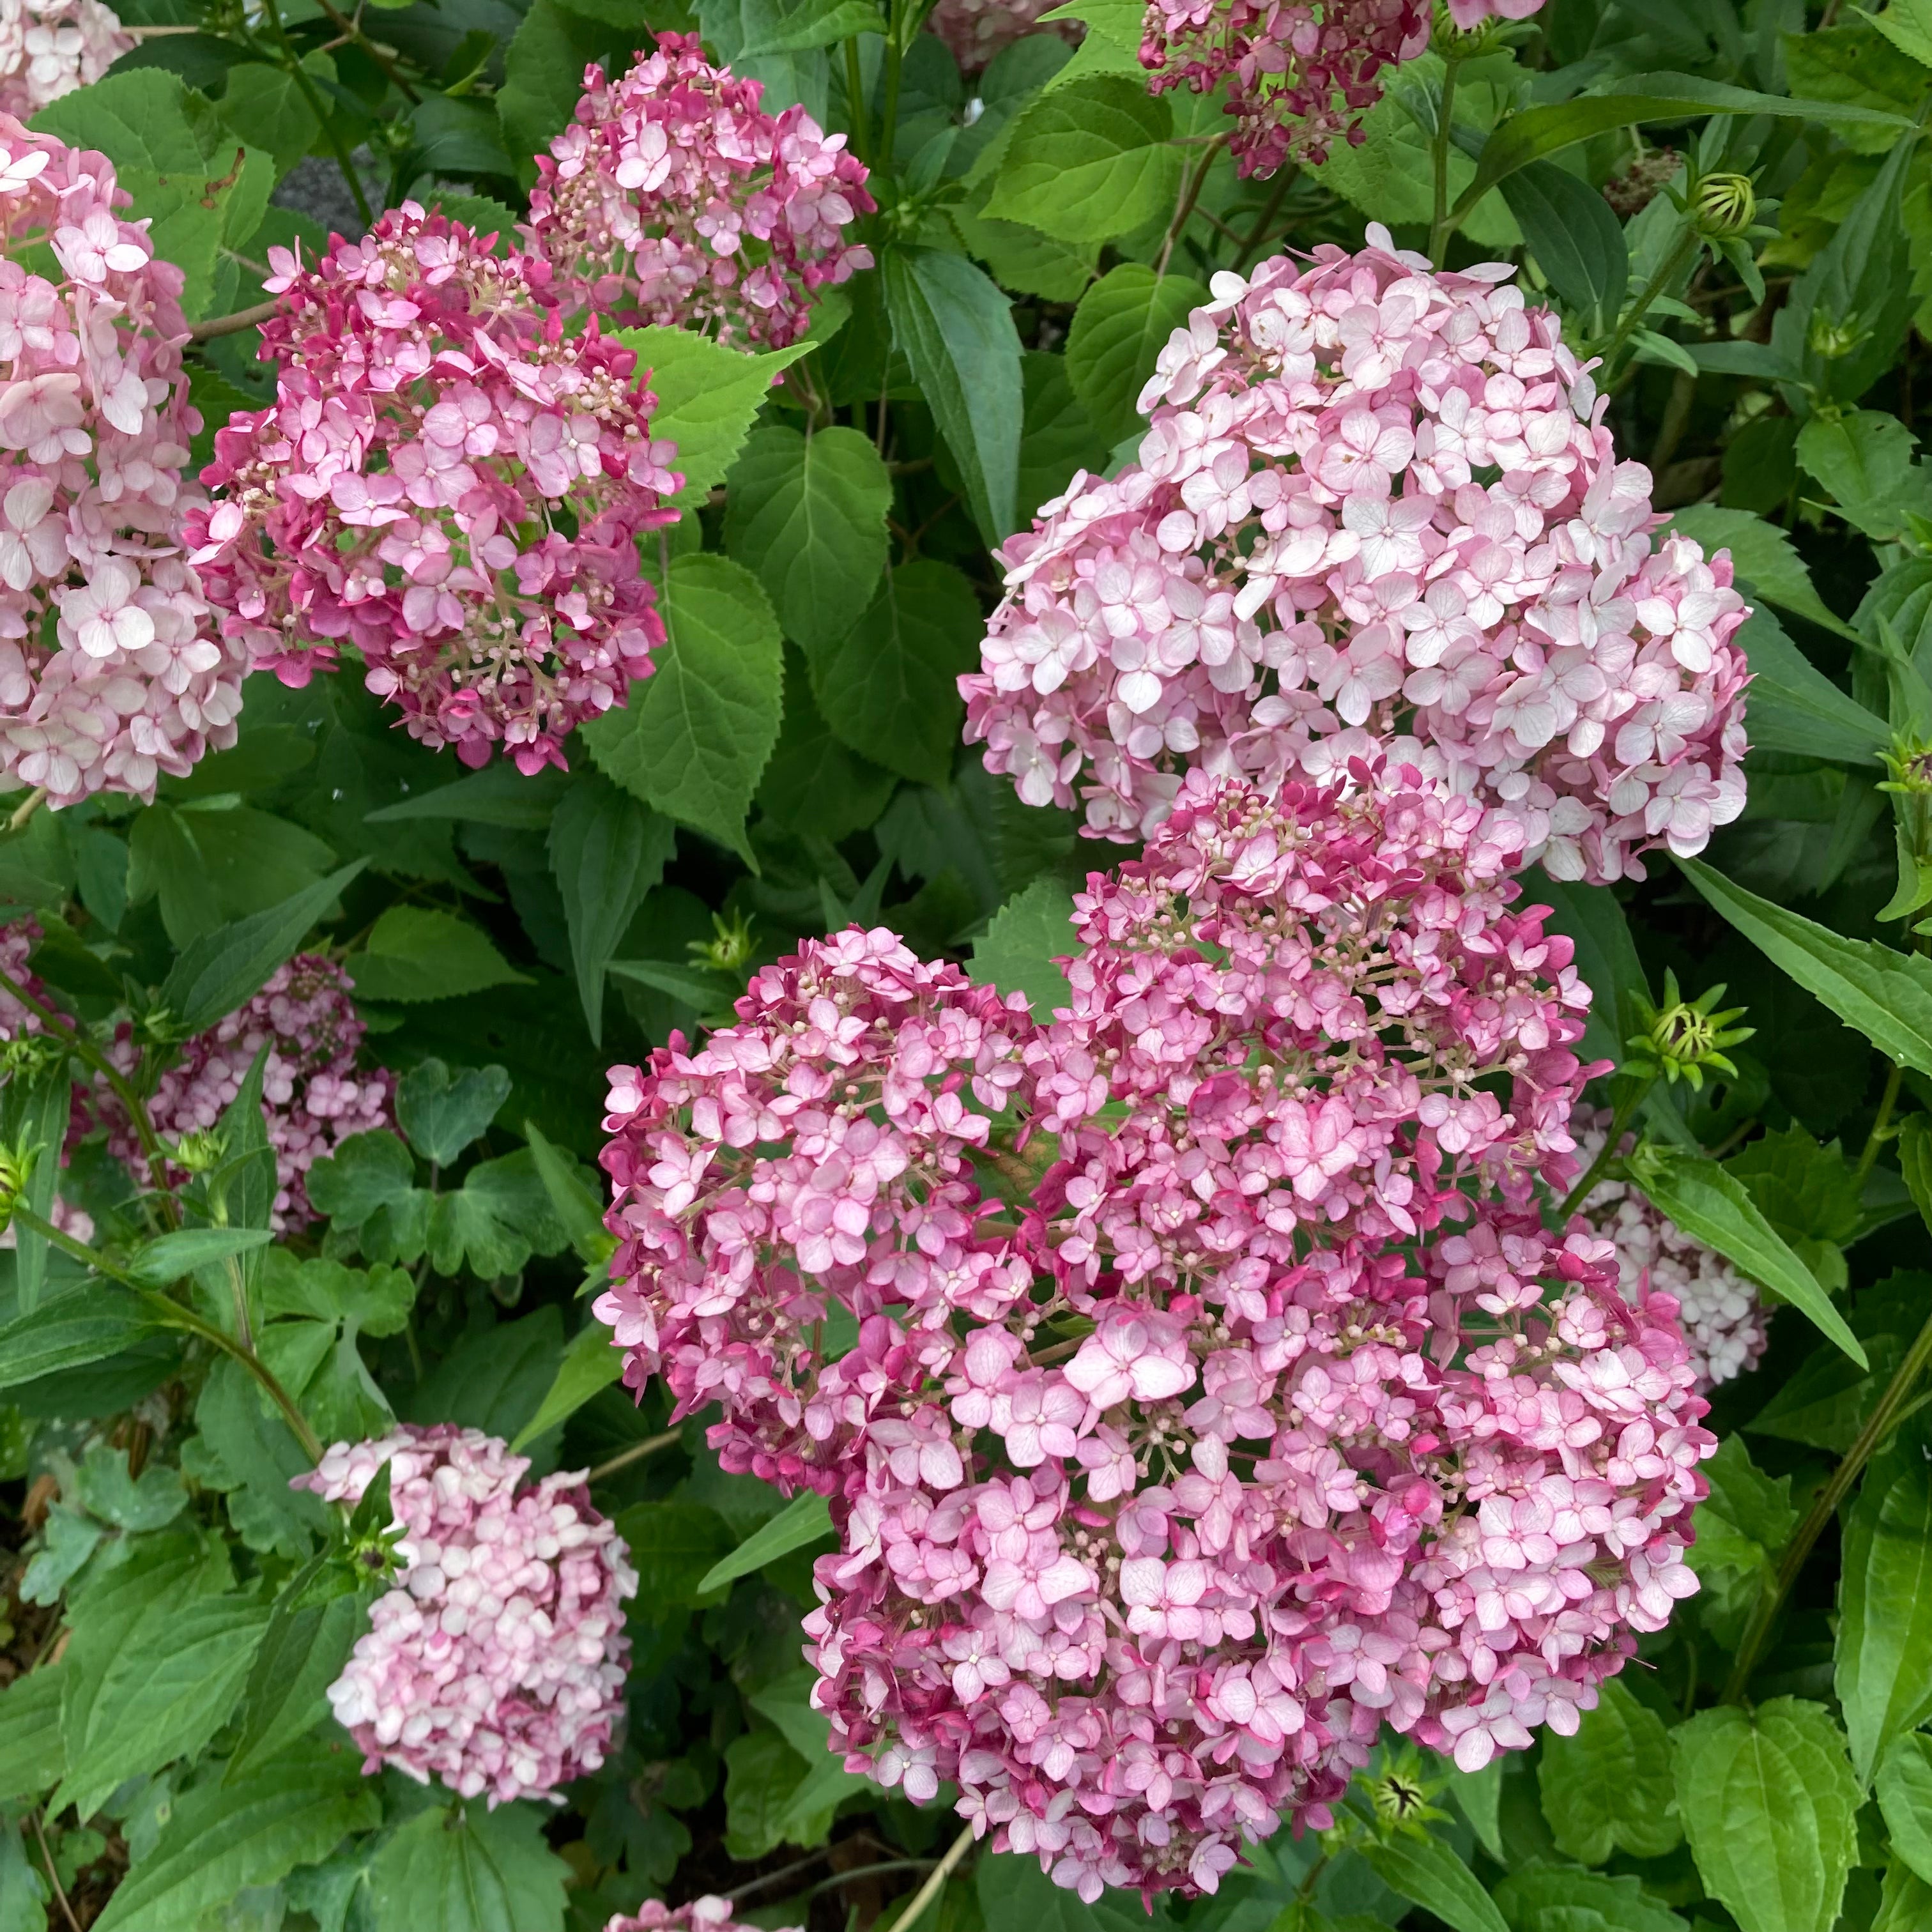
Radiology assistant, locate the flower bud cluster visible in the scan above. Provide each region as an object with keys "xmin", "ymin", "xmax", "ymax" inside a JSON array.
[
  {"xmin": 526, "ymin": 36, "xmax": 873, "ymax": 351},
  {"xmin": 1138, "ymin": 0, "xmax": 1542, "ymax": 177},
  {"xmin": 188, "ymin": 201, "xmax": 682, "ymax": 774},
  {"xmin": 596, "ymin": 762, "xmax": 1714, "ymax": 1900},
  {"xmin": 0, "ymin": 0, "xmax": 130, "ymax": 119},
  {"xmin": 961, "ymin": 229, "xmax": 1750, "ymax": 884},
  {"xmin": 0, "ymin": 117, "xmax": 242, "ymax": 803},
  {"xmin": 87, "ymin": 954, "xmax": 393, "ymax": 1230},
  {"xmin": 293, "ymin": 1424, "xmax": 638, "ymax": 1804},
  {"xmin": 1570, "ymin": 1106, "xmax": 1768, "ymax": 1392}
]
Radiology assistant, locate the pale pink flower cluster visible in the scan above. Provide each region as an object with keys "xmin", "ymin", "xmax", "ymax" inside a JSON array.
[
  {"xmin": 962, "ymin": 229, "xmax": 1750, "ymax": 885},
  {"xmin": 0, "ymin": 118, "xmax": 241, "ymax": 804},
  {"xmin": 526, "ymin": 36, "xmax": 874, "ymax": 351},
  {"xmin": 1140, "ymin": 0, "xmax": 1542, "ymax": 174},
  {"xmin": 293, "ymin": 1424, "xmax": 638, "ymax": 1805},
  {"xmin": 1571, "ymin": 1107, "xmax": 1768, "ymax": 1392},
  {"xmin": 188, "ymin": 201, "xmax": 681, "ymax": 774},
  {"xmin": 928, "ymin": 0, "xmax": 1075, "ymax": 72},
  {"xmin": 596, "ymin": 765, "xmax": 1714, "ymax": 1899},
  {"xmin": 87, "ymin": 954, "xmax": 393, "ymax": 1229},
  {"xmin": 0, "ymin": 0, "xmax": 128, "ymax": 119},
  {"xmin": 606, "ymin": 1903, "xmax": 799, "ymax": 1932}
]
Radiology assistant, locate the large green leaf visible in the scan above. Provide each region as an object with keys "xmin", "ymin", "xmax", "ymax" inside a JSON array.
[
  {"xmin": 1877, "ymin": 1733, "xmax": 1932, "ymax": 1883},
  {"xmin": 1724, "ymin": 609, "xmax": 1890, "ymax": 766},
  {"xmin": 1668, "ymin": 506, "xmax": 1861, "ymax": 641},
  {"xmin": 724, "ymin": 425, "xmax": 893, "ymax": 652},
  {"xmin": 1673, "ymin": 1699, "xmax": 1861, "ymax": 1932},
  {"xmin": 1537, "ymin": 1677, "xmax": 1683, "ymax": 1866},
  {"xmin": 347, "ymin": 907, "xmax": 532, "ymax": 1004},
  {"xmin": 510, "ymin": 1320, "xmax": 625, "ymax": 1452},
  {"xmin": 1494, "ymin": 1864, "xmax": 1687, "ymax": 1932},
  {"xmin": 581, "ymin": 554, "xmax": 784, "ymax": 865},
  {"xmin": 1837, "ymin": 1441, "xmax": 1932, "ymax": 1781},
  {"xmin": 985, "ymin": 76, "xmax": 1182, "ymax": 242},
  {"xmin": 0, "ymin": 1285, "xmax": 165, "ymax": 1392},
  {"xmin": 968, "ymin": 876, "xmax": 1077, "ymax": 1017},
  {"xmin": 367, "ymin": 1802, "xmax": 569, "ymax": 1932},
  {"xmin": 95, "ymin": 1741, "xmax": 379, "ymax": 1932},
  {"xmin": 1359, "ymin": 1830, "xmax": 1508, "ymax": 1932},
  {"xmin": 697, "ymin": 1489, "xmax": 833, "ymax": 1593},
  {"xmin": 226, "ymin": 1588, "xmax": 367, "ymax": 1781},
  {"xmin": 496, "ymin": 0, "xmax": 617, "ymax": 177},
  {"xmin": 0, "ymin": 1667, "xmax": 64, "ymax": 1802},
  {"xmin": 1064, "ymin": 263, "xmax": 1209, "ymax": 446},
  {"xmin": 1680, "ymin": 859, "xmax": 1932, "ymax": 1076},
  {"xmin": 1499, "ymin": 159, "xmax": 1629, "ymax": 333},
  {"xmin": 882, "ymin": 247, "xmax": 1024, "ymax": 543},
  {"xmin": 807, "ymin": 559, "xmax": 984, "ymax": 787}
]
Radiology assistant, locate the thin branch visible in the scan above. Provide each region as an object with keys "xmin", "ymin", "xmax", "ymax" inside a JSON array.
[
  {"xmin": 5, "ymin": 787, "xmax": 44, "ymax": 833},
  {"xmin": 190, "ymin": 298, "xmax": 279, "ymax": 342},
  {"xmin": 891, "ymin": 1824, "xmax": 975, "ymax": 1930},
  {"xmin": 586, "ymin": 1428, "xmax": 682, "ymax": 1482},
  {"xmin": 28, "ymin": 1809, "xmax": 80, "ymax": 1932},
  {"xmin": 312, "ymin": 0, "xmax": 420, "ymax": 100}
]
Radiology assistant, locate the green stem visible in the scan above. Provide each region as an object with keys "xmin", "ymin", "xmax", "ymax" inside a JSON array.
[
  {"xmin": 843, "ymin": 38, "xmax": 871, "ymax": 165},
  {"xmin": 259, "ymin": 0, "xmax": 372, "ymax": 227},
  {"xmin": 1427, "ymin": 50, "xmax": 1464, "ymax": 264},
  {"xmin": 1232, "ymin": 169, "xmax": 1293, "ymax": 272},
  {"xmin": 1855, "ymin": 1061, "xmax": 1905, "ymax": 1185},
  {"xmin": 586, "ymin": 1428, "xmax": 682, "ymax": 1482},
  {"xmin": 1595, "ymin": 227, "xmax": 1699, "ymax": 374},
  {"xmin": 1558, "ymin": 1072, "xmax": 1657, "ymax": 1220},
  {"xmin": 878, "ymin": 24, "xmax": 905, "ymax": 171},
  {"xmin": 890, "ymin": 1825, "xmax": 974, "ymax": 1931},
  {"xmin": 1156, "ymin": 138, "xmax": 1224, "ymax": 279},
  {"xmin": 1722, "ymin": 1298, "xmax": 1932, "ymax": 1705},
  {"xmin": 12, "ymin": 1206, "xmax": 323, "ymax": 1462},
  {"xmin": 0, "ymin": 964, "xmax": 177, "ymax": 1225}
]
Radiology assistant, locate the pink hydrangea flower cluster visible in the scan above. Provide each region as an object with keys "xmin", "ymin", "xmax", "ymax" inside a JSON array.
[
  {"xmin": 0, "ymin": 118, "xmax": 242, "ymax": 804},
  {"xmin": 927, "ymin": 0, "xmax": 1075, "ymax": 72},
  {"xmin": 525, "ymin": 36, "xmax": 874, "ymax": 351},
  {"xmin": 188, "ymin": 201, "xmax": 681, "ymax": 774},
  {"xmin": 1572, "ymin": 1106, "xmax": 1768, "ymax": 1392},
  {"xmin": 293, "ymin": 1424, "xmax": 638, "ymax": 1804},
  {"xmin": 961, "ymin": 228, "xmax": 1751, "ymax": 885},
  {"xmin": 0, "ymin": 0, "xmax": 130, "ymax": 119},
  {"xmin": 596, "ymin": 765, "xmax": 1715, "ymax": 1900},
  {"xmin": 87, "ymin": 954, "xmax": 394, "ymax": 1229},
  {"xmin": 606, "ymin": 1903, "xmax": 799, "ymax": 1932},
  {"xmin": 1140, "ymin": 0, "xmax": 1543, "ymax": 175}
]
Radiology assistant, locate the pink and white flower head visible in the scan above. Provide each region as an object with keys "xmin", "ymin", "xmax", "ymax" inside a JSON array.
[
  {"xmin": 595, "ymin": 924, "xmax": 1036, "ymax": 1491},
  {"xmin": 927, "ymin": 0, "xmax": 1077, "ymax": 72},
  {"xmin": 187, "ymin": 200, "xmax": 681, "ymax": 774},
  {"xmin": 526, "ymin": 36, "xmax": 874, "ymax": 350},
  {"xmin": 596, "ymin": 770, "xmax": 1715, "ymax": 1901},
  {"xmin": 606, "ymin": 1903, "xmax": 799, "ymax": 1932},
  {"xmin": 962, "ymin": 229, "xmax": 1750, "ymax": 885},
  {"xmin": 1140, "ymin": 0, "xmax": 1544, "ymax": 176},
  {"xmin": 87, "ymin": 954, "xmax": 394, "ymax": 1230},
  {"xmin": 293, "ymin": 1424, "xmax": 638, "ymax": 1805},
  {"xmin": 0, "ymin": 116, "xmax": 240, "ymax": 804},
  {"xmin": 1571, "ymin": 1104, "xmax": 1769, "ymax": 1392},
  {"xmin": 0, "ymin": 0, "xmax": 130, "ymax": 118}
]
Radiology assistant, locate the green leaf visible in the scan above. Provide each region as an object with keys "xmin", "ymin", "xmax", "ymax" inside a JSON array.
[
  {"xmin": 95, "ymin": 1740, "xmax": 379, "ymax": 1932},
  {"xmin": 619, "ymin": 1500, "xmax": 740, "ymax": 1607},
  {"xmin": 395, "ymin": 1061, "xmax": 512, "ymax": 1166},
  {"xmin": 1531, "ymin": 871, "xmax": 1652, "ymax": 1066},
  {"xmin": 0, "ymin": 1821, "xmax": 47, "ymax": 1932},
  {"xmin": 1877, "ymin": 1733, "xmax": 1932, "ymax": 1883},
  {"xmin": 1796, "ymin": 410, "xmax": 1932, "ymax": 542},
  {"xmin": 969, "ymin": 876, "xmax": 1076, "ymax": 1016},
  {"xmin": 365, "ymin": 765, "xmax": 569, "ymax": 831},
  {"xmin": 0, "ymin": 1285, "xmax": 164, "ymax": 1392},
  {"xmin": 56, "ymin": 1561, "xmax": 270, "ymax": 1820},
  {"xmin": 1537, "ymin": 1676, "xmax": 1683, "ymax": 1866},
  {"xmin": 739, "ymin": 0, "xmax": 884, "ymax": 56},
  {"xmin": 401, "ymin": 1308, "xmax": 563, "ymax": 1441},
  {"xmin": 1680, "ymin": 858, "xmax": 1932, "ymax": 1077},
  {"xmin": 1726, "ymin": 609, "xmax": 1890, "ymax": 767},
  {"xmin": 158, "ymin": 861, "xmax": 367, "ymax": 1037},
  {"xmin": 1668, "ymin": 505, "xmax": 1860, "ymax": 641},
  {"xmin": 807, "ymin": 559, "xmax": 983, "ymax": 787},
  {"xmin": 31, "ymin": 70, "xmax": 273, "ymax": 319},
  {"xmin": 523, "ymin": 1118, "xmax": 611, "ymax": 1265},
  {"xmin": 1627, "ymin": 1148, "xmax": 1866, "ymax": 1366},
  {"xmin": 1444, "ymin": 1758, "xmax": 1504, "ymax": 1865},
  {"xmin": 697, "ymin": 1489, "xmax": 833, "ymax": 1593},
  {"xmin": 1784, "ymin": 22, "xmax": 1930, "ymax": 151},
  {"xmin": 985, "ymin": 76, "xmax": 1181, "ymax": 241},
  {"xmin": 367, "ymin": 1802, "xmax": 569, "ymax": 1932},
  {"xmin": 226, "ymin": 1589, "xmax": 367, "ymax": 1782},
  {"xmin": 511, "ymin": 1321, "xmax": 625, "ymax": 1452},
  {"xmin": 496, "ymin": 0, "xmax": 616, "ymax": 174},
  {"xmin": 1064, "ymin": 263, "xmax": 1210, "ymax": 447},
  {"xmin": 756, "ymin": 645, "xmax": 898, "ymax": 842},
  {"xmin": 582, "ymin": 553, "xmax": 785, "ymax": 865},
  {"xmin": 1452, "ymin": 72, "xmax": 1917, "ymax": 222},
  {"xmin": 10, "ymin": 1064, "xmax": 68, "ymax": 1316},
  {"xmin": 609, "ymin": 958, "xmax": 737, "ymax": 1009},
  {"xmin": 723, "ymin": 1729, "xmax": 821, "ymax": 1860},
  {"xmin": 1494, "ymin": 1864, "xmax": 1687, "ymax": 1932},
  {"xmin": 724, "ymin": 425, "xmax": 893, "ymax": 653},
  {"xmin": 1358, "ymin": 1831, "xmax": 1507, "ymax": 1932},
  {"xmin": 1673, "ymin": 1699, "xmax": 1861, "ymax": 1932},
  {"xmin": 1865, "ymin": 0, "xmax": 1932, "ymax": 68},
  {"xmin": 346, "ymin": 907, "xmax": 532, "ymax": 1004},
  {"xmin": 307, "ymin": 1130, "xmax": 417, "ymax": 1233},
  {"xmin": 215, "ymin": 57, "xmax": 323, "ymax": 175},
  {"xmin": 1837, "ymin": 1441, "xmax": 1932, "ymax": 1781},
  {"xmin": 1875, "ymin": 1860, "xmax": 1932, "ymax": 1932},
  {"xmin": 547, "ymin": 775, "xmax": 675, "ymax": 1045},
  {"xmin": 882, "ymin": 246, "xmax": 1024, "ymax": 544},
  {"xmin": 1499, "ymin": 160, "xmax": 1629, "ymax": 332},
  {"xmin": 124, "ymin": 1225, "xmax": 272, "ymax": 1289},
  {"xmin": 0, "ymin": 1667, "xmax": 65, "ymax": 1801},
  {"xmin": 618, "ymin": 325, "xmax": 814, "ymax": 510}
]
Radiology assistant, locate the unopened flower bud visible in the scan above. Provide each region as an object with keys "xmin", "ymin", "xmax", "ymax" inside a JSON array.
[
  {"xmin": 1691, "ymin": 172, "xmax": 1756, "ymax": 238},
  {"xmin": 170, "ymin": 1128, "xmax": 227, "ymax": 1176},
  {"xmin": 0, "ymin": 1140, "xmax": 36, "ymax": 1233}
]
